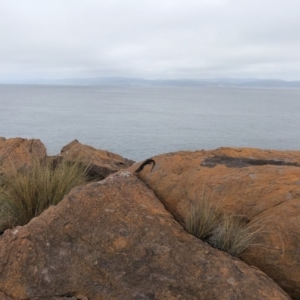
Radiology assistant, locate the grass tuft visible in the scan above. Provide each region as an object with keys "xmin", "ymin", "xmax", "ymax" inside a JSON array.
[
  {"xmin": 184, "ymin": 197, "xmax": 262, "ymax": 257},
  {"xmin": 205, "ymin": 214, "xmax": 262, "ymax": 257},
  {"xmin": 0, "ymin": 157, "xmax": 90, "ymax": 233},
  {"xmin": 184, "ymin": 196, "xmax": 221, "ymax": 240}
]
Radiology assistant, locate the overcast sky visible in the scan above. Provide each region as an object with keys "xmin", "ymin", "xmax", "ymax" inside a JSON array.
[{"xmin": 1, "ymin": 0, "xmax": 300, "ymax": 82}]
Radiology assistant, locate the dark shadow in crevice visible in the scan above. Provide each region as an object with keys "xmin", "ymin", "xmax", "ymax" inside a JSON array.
[{"xmin": 201, "ymin": 156, "xmax": 300, "ymax": 168}]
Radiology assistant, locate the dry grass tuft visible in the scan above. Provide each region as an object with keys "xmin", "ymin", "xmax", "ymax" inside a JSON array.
[
  {"xmin": 184, "ymin": 196, "xmax": 221, "ymax": 240},
  {"xmin": 205, "ymin": 214, "xmax": 262, "ymax": 257},
  {"xmin": 184, "ymin": 196, "xmax": 262, "ymax": 257},
  {"xmin": 0, "ymin": 157, "xmax": 90, "ymax": 233}
]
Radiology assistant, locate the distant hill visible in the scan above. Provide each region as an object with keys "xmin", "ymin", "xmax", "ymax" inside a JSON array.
[
  {"xmin": 56, "ymin": 77, "xmax": 300, "ymax": 88},
  {"xmin": 2, "ymin": 77, "xmax": 300, "ymax": 88},
  {"xmin": 236, "ymin": 79, "xmax": 300, "ymax": 88}
]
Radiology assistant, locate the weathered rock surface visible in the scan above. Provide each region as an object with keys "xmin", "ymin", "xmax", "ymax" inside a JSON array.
[
  {"xmin": 0, "ymin": 171, "xmax": 290, "ymax": 299},
  {"xmin": 57, "ymin": 140, "xmax": 135, "ymax": 180},
  {"xmin": 132, "ymin": 147, "xmax": 300, "ymax": 299},
  {"xmin": 0, "ymin": 291, "xmax": 12, "ymax": 300},
  {"xmin": 0, "ymin": 292, "xmax": 88, "ymax": 300},
  {"xmin": 0, "ymin": 137, "xmax": 47, "ymax": 171}
]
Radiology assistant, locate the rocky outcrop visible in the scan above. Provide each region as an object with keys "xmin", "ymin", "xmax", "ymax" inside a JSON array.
[
  {"xmin": 133, "ymin": 148, "xmax": 300, "ymax": 299},
  {"xmin": 0, "ymin": 171, "xmax": 290, "ymax": 299},
  {"xmin": 57, "ymin": 140, "xmax": 135, "ymax": 180},
  {"xmin": 0, "ymin": 137, "xmax": 47, "ymax": 171},
  {"xmin": 0, "ymin": 137, "xmax": 134, "ymax": 180}
]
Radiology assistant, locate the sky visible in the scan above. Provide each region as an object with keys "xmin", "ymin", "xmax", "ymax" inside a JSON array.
[{"xmin": 1, "ymin": 0, "xmax": 300, "ymax": 82}]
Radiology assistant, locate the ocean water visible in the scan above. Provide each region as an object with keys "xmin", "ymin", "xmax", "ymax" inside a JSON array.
[{"xmin": 0, "ymin": 85, "xmax": 300, "ymax": 161}]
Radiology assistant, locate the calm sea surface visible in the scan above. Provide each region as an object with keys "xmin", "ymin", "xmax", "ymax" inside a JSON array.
[{"xmin": 0, "ymin": 85, "xmax": 300, "ymax": 161}]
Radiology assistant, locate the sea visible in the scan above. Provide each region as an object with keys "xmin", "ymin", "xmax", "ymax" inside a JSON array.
[{"xmin": 0, "ymin": 85, "xmax": 300, "ymax": 162}]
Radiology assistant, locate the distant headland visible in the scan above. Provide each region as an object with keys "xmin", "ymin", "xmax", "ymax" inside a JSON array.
[{"xmin": 2, "ymin": 76, "xmax": 300, "ymax": 88}]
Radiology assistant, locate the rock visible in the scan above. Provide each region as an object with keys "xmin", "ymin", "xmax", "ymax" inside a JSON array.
[
  {"xmin": 0, "ymin": 137, "xmax": 47, "ymax": 172},
  {"xmin": 132, "ymin": 148, "xmax": 300, "ymax": 299},
  {"xmin": 0, "ymin": 171, "xmax": 289, "ymax": 299},
  {"xmin": 57, "ymin": 140, "xmax": 135, "ymax": 180},
  {"xmin": 0, "ymin": 291, "xmax": 13, "ymax": 300}
]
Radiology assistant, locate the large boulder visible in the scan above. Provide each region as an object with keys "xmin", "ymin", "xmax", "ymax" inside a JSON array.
[
  {"xmin": 0, "ymin": 171, "xmax": 289, "ymax": 299},
  {"xmin": 132, "ymin": 148, "xmax": 300, "ymax": 299},
  {"xmin": 57, "ymin": 140, "xmax": 135, "ymax": 180},
  {"xmin": 0, "ymin": 137, "xmax": 47, "ymax": 171}
]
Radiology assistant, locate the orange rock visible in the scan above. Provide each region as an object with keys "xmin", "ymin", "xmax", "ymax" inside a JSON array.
[
  {"xmin": 57, "ymin": 139, "xmax": 135, "ymax": 179},
  {"xmin": 133, "ymin": 148, "xmax": 300, "ymax": 299},
  {"xmin": 0, "ymin": 137, "xmax": 47, "ymax": 171},
  {"xmin": 0, "ymin": 172, "xmax": 289, "ymax": 299}
]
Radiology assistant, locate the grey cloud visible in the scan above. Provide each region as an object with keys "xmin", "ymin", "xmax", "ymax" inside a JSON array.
[{"xmin": 0, "ymin": 0, "xmax": 300, "ymax": 81}]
